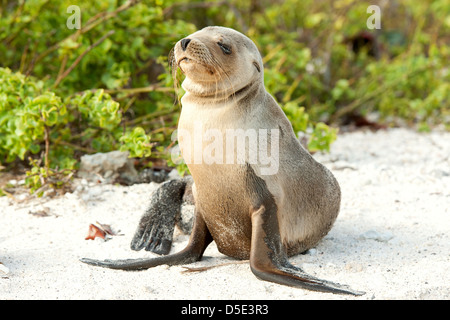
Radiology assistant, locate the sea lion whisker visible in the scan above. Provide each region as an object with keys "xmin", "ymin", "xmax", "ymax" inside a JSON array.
[{"xmin": 208, "ymin": 54, "xmax": 237, "ymax": 104}]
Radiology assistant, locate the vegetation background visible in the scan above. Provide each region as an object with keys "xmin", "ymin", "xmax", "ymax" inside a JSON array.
[{"xmin": 0, "ymin": 0, "xmax": 448, "ymax": 195}]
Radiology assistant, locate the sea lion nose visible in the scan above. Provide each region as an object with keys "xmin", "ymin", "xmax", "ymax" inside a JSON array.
[{"xmin": 181, "ymin": 38, "xmax": 191, "ymax": 51}]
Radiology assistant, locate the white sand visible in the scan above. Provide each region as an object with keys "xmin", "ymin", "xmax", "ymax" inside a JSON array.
[{"xmin": 0, "ymin": 128, "xmax": 449, "ymax": 300}]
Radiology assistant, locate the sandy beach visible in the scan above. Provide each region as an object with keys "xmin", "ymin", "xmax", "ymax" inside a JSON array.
[{"xmin": 1, "ymin": 127, "xmax": 449, "ymax": 300}]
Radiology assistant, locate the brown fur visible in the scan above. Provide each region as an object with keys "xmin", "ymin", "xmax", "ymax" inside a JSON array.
[
  {"xmin": 175, "ymin": 26, "xmax": 341, "ymax": 258},
  {"xmin": 81, "ymin": 26, "xmax": 362, "ymax": 295}
]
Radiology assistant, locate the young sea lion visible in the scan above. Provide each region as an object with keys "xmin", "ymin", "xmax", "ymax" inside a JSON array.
[{"xmin": 81, "ymin": 26, "xmax": 363, "ymax": 296}]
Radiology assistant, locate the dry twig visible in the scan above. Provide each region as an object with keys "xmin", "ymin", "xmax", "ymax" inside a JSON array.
[{"xmin": 53, "ymin": 30, "xmax": 115, "ymax": 88}]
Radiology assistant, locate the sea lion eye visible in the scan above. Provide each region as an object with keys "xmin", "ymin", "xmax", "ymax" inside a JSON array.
[
  {"xmin": 218, "ymin": 42, "xmax": 232, "ymax": 54},
  {"xmin": 253, "ymin": 61, "xmax": 261, "ymax": 73}
]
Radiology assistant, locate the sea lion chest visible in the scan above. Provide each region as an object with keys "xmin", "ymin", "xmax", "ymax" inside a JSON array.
[{"xmin": 177, "ymin": 98, "xmax": 256, "ymax": 259}]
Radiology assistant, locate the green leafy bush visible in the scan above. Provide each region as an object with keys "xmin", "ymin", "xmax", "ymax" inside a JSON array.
[
  {"xmin": 119, "ymin": 127, "xmax": 152, "ymax": 158},
  {"xmin": 1, "ymin": 0, "xmax": 191, "ymax": 188},
  {"xmin": 0, "ymin": 67, "xmax": 152, "ymax": 192},
  {"xmin": 0, "ymin": 68, "xmax": 67, "ymax": 162}
]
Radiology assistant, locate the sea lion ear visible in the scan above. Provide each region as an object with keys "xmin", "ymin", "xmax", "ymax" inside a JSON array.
[{"xmin": 253, "ymin": 61, "xmax": 261, "ymax": 73}]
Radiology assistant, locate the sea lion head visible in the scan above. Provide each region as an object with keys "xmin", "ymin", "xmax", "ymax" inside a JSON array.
[{"xmin": 172, "ymin": 26, "xmax": 263, "ymax": 97}]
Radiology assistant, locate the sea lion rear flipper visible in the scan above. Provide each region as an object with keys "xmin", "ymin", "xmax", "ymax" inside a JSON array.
[
  {"xmin": 81, "ymin": 208, "xmax": 213, "ymax": 270},
  {"xmin": 130, "ymin": 178, "xmax": 189, "ymax": 255},
  {"xmin": 249, "ymin": 204, "xmax": 365, "ymax": 296}
]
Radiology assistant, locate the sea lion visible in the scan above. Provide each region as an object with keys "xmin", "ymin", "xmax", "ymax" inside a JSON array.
[{"xmin": 81, "ymin": 26, "xmax": 363, "ymax": 296}]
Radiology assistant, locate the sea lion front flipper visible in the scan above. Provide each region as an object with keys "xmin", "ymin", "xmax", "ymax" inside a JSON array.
[
  {"xmin": 130, "ymin": 178, "xmax": 189, "ymax": 255},
  {"xmin": 249, "ymin": 205, "xmax": 365, "ymax": 296},
  {"xmin": 81, "ymin": 209, "xmax": 213, "ymax": 270}
]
